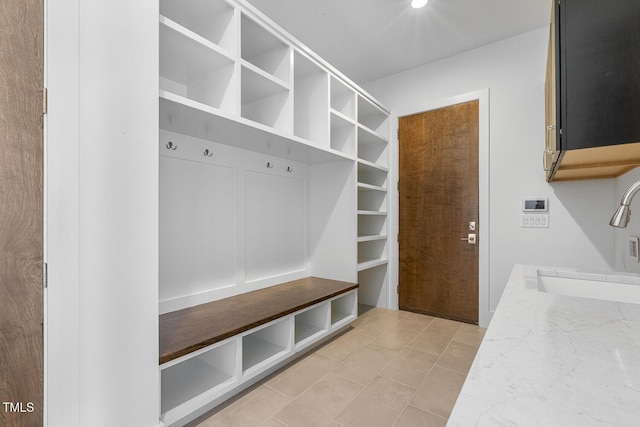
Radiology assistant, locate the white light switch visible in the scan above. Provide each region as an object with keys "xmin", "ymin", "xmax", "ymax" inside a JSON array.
[{"xmin": 521, "ymin": 214, "xmax": 549, "ymax": 228}]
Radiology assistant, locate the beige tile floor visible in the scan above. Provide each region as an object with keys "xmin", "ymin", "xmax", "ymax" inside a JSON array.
[{"xmin": 188, "ymin": 306, "xmax": 486, "ymax": 427}]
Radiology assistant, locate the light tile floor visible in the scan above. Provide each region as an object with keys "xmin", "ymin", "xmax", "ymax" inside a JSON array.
[{"xmin": 188, "ymin": 306, "xmax": 486, "ymax": 427}]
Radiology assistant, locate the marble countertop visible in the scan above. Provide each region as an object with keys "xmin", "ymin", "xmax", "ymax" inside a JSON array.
[{"xmin": 447, "ymin": 264, "xmax": 640, "ymax": 426}]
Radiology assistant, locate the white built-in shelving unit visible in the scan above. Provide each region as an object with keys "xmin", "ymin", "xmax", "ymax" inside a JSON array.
[
  {"xmin": 157, "ymin": 0, "xmax": 390, "ymax": 424},
  {"xmin": 356, "ymin": 96, "xmax": 390, "ymax": 307}
]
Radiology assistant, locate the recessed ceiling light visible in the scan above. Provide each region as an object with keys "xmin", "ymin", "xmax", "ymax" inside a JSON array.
[{"xmin": 411, "ymin": 0, "xmax": 429, "ymax": 8}]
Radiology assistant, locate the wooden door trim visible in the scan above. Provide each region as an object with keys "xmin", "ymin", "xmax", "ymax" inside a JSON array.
[{"xmin": 392, "ymin": 89, "xmax": 491, "ymax": 327}]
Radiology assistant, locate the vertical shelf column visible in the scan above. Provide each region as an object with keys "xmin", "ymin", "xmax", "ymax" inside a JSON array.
[
  {"xmin": 293, "ymin": 52, "xmax": 329, "ymax": 149},
  {"xmin": 356, "ymin": 95, "xmax": 390, "ymax": 308},
  {"xmin": 329, "ymin": 76, "xmax": 357, "ymax": 156},
  {"xmin": 240, "ymin": 14, "xmax": 292, "ymax": 132}
]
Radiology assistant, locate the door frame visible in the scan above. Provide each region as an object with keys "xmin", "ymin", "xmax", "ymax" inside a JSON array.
[{"xmin": 391, "ymin": 89, "xmax": 491, "ymax": 327}]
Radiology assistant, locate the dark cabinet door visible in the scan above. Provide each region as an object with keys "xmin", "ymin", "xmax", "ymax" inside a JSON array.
[{"xmin": 558, "ymin": 0, "xmax": 640, "ymax": 151}]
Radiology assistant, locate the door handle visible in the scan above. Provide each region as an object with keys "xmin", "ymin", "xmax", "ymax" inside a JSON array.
[{"xmin": 460, "ymin": 233, "xmax": 477, "ymax": 244}]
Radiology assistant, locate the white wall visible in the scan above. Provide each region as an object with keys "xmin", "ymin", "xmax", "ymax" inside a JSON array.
[
  {"xmin": 47, "ymin": 1, "xmax": 160, "ymax": 426},
  {"xmin": 364, "ymin": 27, "xmax": 615, "ymax": 323},
  {"xmin": 613, "ymin": 167, "xmax": 640, "ymax": 273}
]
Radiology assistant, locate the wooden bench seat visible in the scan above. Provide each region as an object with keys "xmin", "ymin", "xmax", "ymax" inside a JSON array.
[{"xmin": 159, "ymin": 277, "xmax": 358, "ymax": 365}]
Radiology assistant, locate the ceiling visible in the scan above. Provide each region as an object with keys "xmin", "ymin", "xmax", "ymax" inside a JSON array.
[{"xmin": 246, "ymin": 0, "xmax": 551, "ymax": 85}]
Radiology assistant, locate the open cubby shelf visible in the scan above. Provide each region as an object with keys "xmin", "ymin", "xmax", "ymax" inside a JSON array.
[
  {"xmin": 358, "ymin": 158, "xmax": 388, "ymax": 173},
  {"xmin": 358, "ymin": 214, "xmax": 387, "ymax": 238},
  {"xmin": 330, "ymin": 76, "xmax": 356, "ymax": 120},
  {"xmin": 160, "ymin": 0, "xmax": 236, "ymax": 52},
  {"xmin": 240, "ymin": 65, "xmax": 290, "ymax": 131},
  {"xmin": 330, "ymin": 112, "xmax": 356, "ymax": 155},
  {"xmin": 160, "ymin": 19, "xmax": 236, "ymax": 113},
  {"xmin": 331, "ymin": 292, "xmax": 357, "ymax": 327},
  {"xmin": 241, "ymin": 14, "xmax": 290, "ymax": 82},
  {"xmin": 242, "ymin": 320, "xmax": 290, "ymax": 374},
  {"xmin": 294, "ymin": 303, "xmax": 329, "ymax": 348},
  {"xmin": 161, "ymin": 340, "xmax": 236, "ymax": 415},
  {"xmin": 358, "ymin": 96, "xmax": 390, "ymax": 139}
]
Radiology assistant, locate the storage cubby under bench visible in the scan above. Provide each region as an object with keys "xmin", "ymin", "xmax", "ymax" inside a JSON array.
[{"xmin": 159, "ymin": 277, "xmax": 358, "ymax": 426}]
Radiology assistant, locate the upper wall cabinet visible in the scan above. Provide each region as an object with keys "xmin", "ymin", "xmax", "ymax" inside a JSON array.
[{"xmin": 545, "ymin": 0, "xmax": 640, "ymax": 182}]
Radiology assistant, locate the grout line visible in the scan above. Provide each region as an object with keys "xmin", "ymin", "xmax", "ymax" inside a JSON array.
[
  {"xmin": 406, "ymin": 404, "xmax": 449, "ymax": 423},
  {"xmin": 389, "ymin": 402, "xmax": 409, "ymax": 427}
]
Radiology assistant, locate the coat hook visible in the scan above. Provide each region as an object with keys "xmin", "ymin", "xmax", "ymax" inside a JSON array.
[
  {"xmin": 287, "ymin": 166, "xmax": 293, "ymax": 173},
  {"xmin": 267, "ymin": 162, "xmax": 274, "ymax": 169},
  {"xmin": 166, "ymin": 141, "xmax": 177, "ymax": 150},
  {"xmin": 204, "ymin": 149, "xmax": 213, "ymax": 157}
]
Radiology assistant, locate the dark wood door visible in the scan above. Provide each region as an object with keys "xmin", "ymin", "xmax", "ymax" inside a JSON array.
[
  {"xmin": 398, "ymin": 100, "xmax": 479, "ymax": 324},
  {"xmin": 0, "ymin": 0, "xmax": 44, "ymax": 425}
]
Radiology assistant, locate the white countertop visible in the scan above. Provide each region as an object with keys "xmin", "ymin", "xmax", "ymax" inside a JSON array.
[{"xmin": 447, "ymin": 264, "xmax": 640, "ymax": 426}]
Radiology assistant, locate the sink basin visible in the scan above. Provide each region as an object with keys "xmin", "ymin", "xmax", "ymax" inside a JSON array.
[{"xmin": 536, "ymin": 270, "xmax": 640, "ymax": 304}]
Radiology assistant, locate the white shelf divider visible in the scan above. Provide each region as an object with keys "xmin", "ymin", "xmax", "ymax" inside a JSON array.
[
  {"xmin": 357, "ymin": 234, "xmax": 387, "ymax": 243},
  {"xmin": 357, "ymin": 210, "xmax": 387, "ymax": 216},
  {"xmin": 160, "ymin": 0, "xmax": 236, "ymax": 53},
  {"xmin": 357, "ymin": 182, "xmax": 387, "ymax": 192},
  {"xmin": 357, "ymin": 258, "xmax": 389, "ymax": 272}
]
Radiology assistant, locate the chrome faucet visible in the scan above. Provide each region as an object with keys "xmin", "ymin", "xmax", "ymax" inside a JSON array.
[{"xmin": 610, "ymin": 181, "xmax": 640, "ymax": 228}]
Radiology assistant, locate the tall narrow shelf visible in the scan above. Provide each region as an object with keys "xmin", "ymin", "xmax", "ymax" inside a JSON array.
[
  {"xmin": 356, "ymin": 96, "xmax": 390, "ymax": 308},
  {"xmin": 293, "ymin": 52, "xmax": 329, "ymax": 148}
]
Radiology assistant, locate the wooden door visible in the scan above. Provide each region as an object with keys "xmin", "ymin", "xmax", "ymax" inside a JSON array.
[
  {"xmin": 0, "ymin": 0, "xmax": 44, "ymax": 425},
  {"xmin": 398, "ymin": 100, "xmax": 479, "ymax": 324}
]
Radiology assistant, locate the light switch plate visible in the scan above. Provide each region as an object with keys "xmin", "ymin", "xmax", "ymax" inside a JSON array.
[{"xmin": 521, "ymin": 214, "xmax": 549, "ymax": 228}]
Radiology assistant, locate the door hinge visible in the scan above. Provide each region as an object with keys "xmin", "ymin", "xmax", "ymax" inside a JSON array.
[
  {"xmin": 42, "ymin": 88, "xmax": 48, "ymax": 115},
  {"xmin": 42, "ymin": 262, "xmax": 48, "ymax": 289}
]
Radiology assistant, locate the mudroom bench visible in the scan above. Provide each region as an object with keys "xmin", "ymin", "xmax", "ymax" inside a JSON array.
[{"xmin": 158, "ymin": 277, "xmax": 359, "ymax": 426}]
